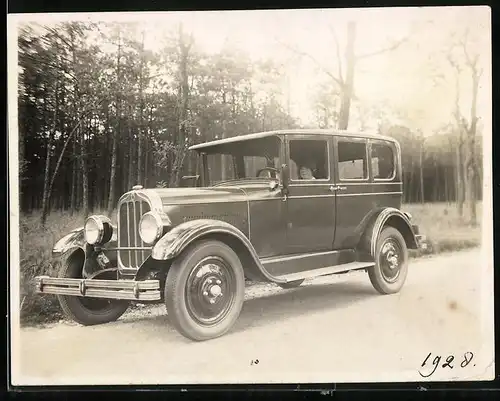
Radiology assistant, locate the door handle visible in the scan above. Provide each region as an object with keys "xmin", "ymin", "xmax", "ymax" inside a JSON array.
[{"xmin": 329, "ymin": 185, "xmax": 346, "ymax": 192}]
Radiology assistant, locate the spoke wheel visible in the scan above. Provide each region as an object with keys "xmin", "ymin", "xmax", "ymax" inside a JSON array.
[
  {"xmin": 368, "ymin": 226, "xmax": 409, "ymax": 295},
  {"xmin": 165, "ymin": 240, "xmax": 245, "ymax": 341}
]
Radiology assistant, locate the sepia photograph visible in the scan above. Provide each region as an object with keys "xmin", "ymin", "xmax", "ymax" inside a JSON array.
[{"xmin": 8, "ymin": 6, "xmax": 494, "ymax": 386}]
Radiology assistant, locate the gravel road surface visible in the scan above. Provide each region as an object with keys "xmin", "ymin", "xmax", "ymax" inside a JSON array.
[{"xmin": 13, "ymin": 248, "xmax": 494, "ymax": 385}]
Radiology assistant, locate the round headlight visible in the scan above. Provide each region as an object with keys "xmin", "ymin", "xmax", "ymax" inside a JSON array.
[
  {"xmin": 139, "ymin": 212, "xmax": 163, "ymax": 245},
  {"xmin": 84, "ymin": 215, "xmax": 113, "ymax": 245},
  {"xmin": 84, "ymin": 217, "xmax": 102, "ymax": 245}
]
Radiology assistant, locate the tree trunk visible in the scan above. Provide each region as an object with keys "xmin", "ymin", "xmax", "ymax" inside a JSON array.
[
  {"xmin": 419, "ymin": 139, "xmax": 425, "ymax": 204},
  {"xmin": 169, "ymin": 26, "xmax": 191, "ymax": 188},
  {"xmin": 137, "ymin": 31, "xmax": 146, "ymax": 185},
  {"xmin": 128, "ymin": 113, "xmax": 134, "ymax": 189},
  {"xmin": 456, "ymin": 135, "xmax": 465, "ymax": 217},
  {"xmin": 467, "ymin": 68, "xmax": 480, "ymax": 226},
  {"xmin": 338, "ymin": 21, "xmax": 356, "ymax": 130},
  {"xmin": 107, "ymin": 31, "xmax": 122, "ymax": 217},
  {"xmin": 70, "ymin": 136, "xmax": 77, "ymax": 215},
  {"xmin": 41, "ymin": 80, "xmax": 58, "ymax": 227},
  {"xmin": 80, "ymin": 123, "xmax": 89, "ymax": 220}
]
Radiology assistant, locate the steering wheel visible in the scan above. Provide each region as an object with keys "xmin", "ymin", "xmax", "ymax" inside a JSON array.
[{"xmin": 256, "ymin": 167, "xmax": 279, "ymax": 179}]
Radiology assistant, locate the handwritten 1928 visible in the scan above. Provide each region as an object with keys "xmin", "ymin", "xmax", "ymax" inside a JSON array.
[{"xmin": 418, "ymin": 352, "xmax": 474, "ymax": 378}]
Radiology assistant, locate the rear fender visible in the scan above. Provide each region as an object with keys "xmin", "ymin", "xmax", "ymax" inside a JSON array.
[
  {"xmin": 357, "ymin": 207, "xmax": 418, "ymax": 261},
  {"xmin": 151, "ymin": 219, "xmax": 285, "ymax": 283}
]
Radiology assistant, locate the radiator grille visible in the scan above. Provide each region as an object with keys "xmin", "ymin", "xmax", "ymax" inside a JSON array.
[{"xmin": 118, "ymin": 200, "xmax": 151, "ymax": 269}]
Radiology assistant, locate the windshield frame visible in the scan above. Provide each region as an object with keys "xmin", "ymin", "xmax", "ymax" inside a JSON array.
[{"xmin": 195, "ymin": 134, "xmax": 285, "ymax": 187}]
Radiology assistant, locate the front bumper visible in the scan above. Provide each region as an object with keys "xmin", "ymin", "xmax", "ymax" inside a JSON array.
[{"xmin": 34, "ymin": 276, "xmax": 161, "ymax": 301}]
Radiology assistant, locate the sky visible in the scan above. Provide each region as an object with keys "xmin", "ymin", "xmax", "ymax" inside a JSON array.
[{"xmin": 10, "ymin": 6, "xmax": 491, "ymax": 134}]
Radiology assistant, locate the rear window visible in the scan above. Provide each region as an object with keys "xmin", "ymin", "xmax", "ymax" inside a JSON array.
[
  {"xmin": 337, "ymin": 140, "xmax": 368, "ymax": 180},
  {"xmin": 371, "ymin": 142, "xmax": 395, "ymax": 180}
]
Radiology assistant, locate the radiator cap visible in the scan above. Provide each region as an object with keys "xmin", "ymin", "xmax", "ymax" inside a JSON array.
[{"xmin": 132, "ymin": 185, "xmax": 143, "ymax": 190}]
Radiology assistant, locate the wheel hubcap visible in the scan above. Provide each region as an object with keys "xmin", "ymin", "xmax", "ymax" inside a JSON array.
[
  {"xmin": 379, "ymin": 239, "xmax": 403, "ymax": 283},
  {"xmin": 186, "ymin": 256, "xmax": 235, "ymax": 326}
]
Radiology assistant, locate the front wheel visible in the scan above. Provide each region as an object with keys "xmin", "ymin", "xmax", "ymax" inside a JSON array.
[
  {"xmin": 368, "ymin": 226, "xmax": 409, "ymax": 295},
  {"xmin": 165, "ymin": 240, "xmax": 246, "ymax": 341},
  {"xmin": 57, "ymin": 251, "xmax": 129, "ymax": 325}
]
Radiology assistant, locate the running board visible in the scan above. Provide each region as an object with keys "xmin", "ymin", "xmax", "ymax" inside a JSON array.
[
  {"xmin": 34, "ymin": 276, "xmax": 161, "ymax": 301},
  {"xmin": 275, "ymin": 261, "xmax": 375, "ymax": 283}
]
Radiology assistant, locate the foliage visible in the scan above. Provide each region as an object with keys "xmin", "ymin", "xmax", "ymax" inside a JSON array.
[{"xmin": 18, "ymin": 22, "xmax": 299, "ymax": 216}]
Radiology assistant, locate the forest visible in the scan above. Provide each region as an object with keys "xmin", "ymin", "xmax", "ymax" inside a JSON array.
[{"xmin": 16, "ymin": 9, "xmax": 487, "ymax": 228}]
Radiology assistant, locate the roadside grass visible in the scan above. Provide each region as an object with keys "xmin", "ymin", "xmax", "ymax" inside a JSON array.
[
  {"xmin": 16, "ymin": 202, "xmax": 481, "ymax": 326},
  {"xmin": 17, "ymin": 209, "xmax": 110, "ymax": 326},
  {"xmin": 402, "ymin": 202, "xmax": 482, "ymax": 257}
]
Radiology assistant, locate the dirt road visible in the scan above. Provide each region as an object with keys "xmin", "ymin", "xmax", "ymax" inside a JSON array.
[{"xmin": 13, "ymin": 248, "xmax": 494, "ymax": 385}]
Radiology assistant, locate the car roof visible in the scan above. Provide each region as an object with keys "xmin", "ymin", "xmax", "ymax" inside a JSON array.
[{"xmin": 189, "ymin": 128, "xmax": 398, "ymax": 151}]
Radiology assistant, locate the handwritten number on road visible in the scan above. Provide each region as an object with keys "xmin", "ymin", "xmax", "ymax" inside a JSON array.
[{"xmin": 419, "ymin": 352, "xmax": 474, "ymax": 377}]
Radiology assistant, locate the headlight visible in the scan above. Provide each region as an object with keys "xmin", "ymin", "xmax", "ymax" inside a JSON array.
[
  {"xmin": 84, "ymin": 215, "xmax": 113, "ymax": 245},
  {"xmin": 139, "ymin": 212, "xmax": 169, "ymax": 245}
]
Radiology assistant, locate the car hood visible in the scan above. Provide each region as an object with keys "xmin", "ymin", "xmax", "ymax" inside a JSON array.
[{"xmin": 141, "ymin": 186, "xmax": 249, "ymax": 207}]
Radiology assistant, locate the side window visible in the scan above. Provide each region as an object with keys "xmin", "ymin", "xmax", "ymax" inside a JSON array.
[
  {"xmin": 337, "ymin": 140, "xmax": 368, "ymax": 180},
  {"xmin": 371, "ymin": 142, "xmax": 395, "ymax": 180},
  {"xmin": 289, "ymin": 139, "xmax": 329, "ymax": 181}
]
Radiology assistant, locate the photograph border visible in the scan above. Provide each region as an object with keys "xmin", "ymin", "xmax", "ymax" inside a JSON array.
[{"xmin": 6, "ymin": 0, "xmax": 499, "ymax": 393}]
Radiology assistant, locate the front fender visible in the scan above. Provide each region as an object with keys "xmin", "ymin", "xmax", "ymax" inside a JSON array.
[
  {"xmin": 52, "ymin": 224, "xmax": 118, "ymax": 256},
  {"xmin": 151, "ymin": 219, "xmax": 284, "ymax": 284},
  {"xmin": 52, "ymin": 227, "xmax": 86, "ymax": 255},
  {"xmin": 152, "ymin": 219, "xmax": 252, "ymax": 260},
  {"xmin": 357, "ymin": 207, "xmax": 418, "ymax": 260}
]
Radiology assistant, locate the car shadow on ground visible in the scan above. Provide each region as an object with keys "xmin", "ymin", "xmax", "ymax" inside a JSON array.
[
  {"xmin": 233, "ymin": 281, "xmax": 378, "ymax": 334},
  {"xmin": 111, "ymin": 280, "xmax": 378, "ymax": 342}
]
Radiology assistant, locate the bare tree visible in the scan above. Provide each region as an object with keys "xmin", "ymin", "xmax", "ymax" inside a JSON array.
[
  {"xmin": 447, "ymin": 28, "xmax": 483, "ymax": 225},
  {"xmin": 280, "ymin": 21, "xmax": 410, "ymax": 130}
]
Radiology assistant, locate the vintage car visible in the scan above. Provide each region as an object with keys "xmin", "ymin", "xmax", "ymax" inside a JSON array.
[{"xmin": 35, "ymin": 129, "xmax": 426, "ymax": 341}]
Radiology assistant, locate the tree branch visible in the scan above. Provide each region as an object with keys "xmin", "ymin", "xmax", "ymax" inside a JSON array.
[
  {"xmin": 355, "ymin": 35, "xmax": 410, "ymax": 60},
  {"xmin": 277, "ymin": 39, "xmax": 344, "ymax": 87}
]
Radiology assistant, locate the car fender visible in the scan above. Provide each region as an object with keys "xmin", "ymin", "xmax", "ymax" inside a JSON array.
[
  {"xmin": 357, "ymin": 207, "xmax": 418, "ymax": 260},
  {"xmin": 52, "ymin": 225, "xmax": 118, "ymax": 259},
  {"xmin": 151, "ymin": 219, "xmax": 285, "ymax": 283}
]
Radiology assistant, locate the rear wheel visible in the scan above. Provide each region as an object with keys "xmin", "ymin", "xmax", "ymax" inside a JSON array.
[
  {"xmin": 165, "ymin": 240, "xmax": 245, "ymax": 341},
  {"xmin": 57, "ymin": 251, "xmax": 129, "ymax": 325},
  {"xmin": 368, "ymin": 226, "xmax": 409, "ymax": 295}
]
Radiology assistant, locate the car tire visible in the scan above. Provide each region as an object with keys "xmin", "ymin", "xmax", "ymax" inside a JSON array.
[
  {"xmin": 278, "ymin": 279, "xmax": 305, "ymax": 289},
  {"xmin": 165, "ymin": 239, "xmax": 245, "ymax": 341},
  {"xmin": 368, "ymin": 226, "xmax": 409, "ymax": 295},
  {"xmin": 57, "ymin": 251, "xmax": 129, "ymax": 326}
]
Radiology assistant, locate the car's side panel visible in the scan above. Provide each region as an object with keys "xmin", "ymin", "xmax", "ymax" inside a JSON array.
[{"xmin": 245, "ymin": 187, "xmax": 287, "ymax": 258}]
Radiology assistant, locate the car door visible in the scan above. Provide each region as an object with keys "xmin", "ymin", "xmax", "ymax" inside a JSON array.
[
  {"xmin": 332, "ymin": 136, "xmax": 373, "ymax": 249},
  {"xmin": 284, "ymin": 135, "xmax": 336, "ymax": 254}
]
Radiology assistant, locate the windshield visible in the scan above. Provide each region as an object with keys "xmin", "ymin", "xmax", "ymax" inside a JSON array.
[{"xmin": 202, "ymin": 135, "xmax": 282, "ymax": 185}]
